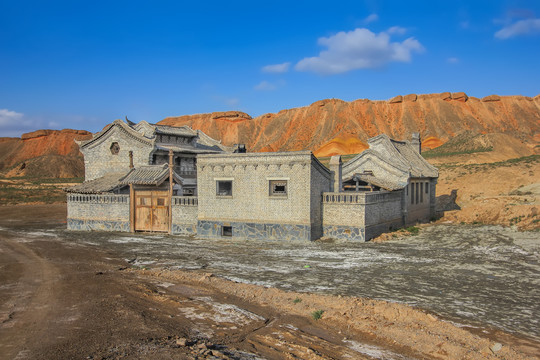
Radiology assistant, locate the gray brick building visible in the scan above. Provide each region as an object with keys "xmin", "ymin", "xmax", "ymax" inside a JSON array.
[{"xmin": 67, "ymin": 119, "xmax": 438, "ymax": 241}]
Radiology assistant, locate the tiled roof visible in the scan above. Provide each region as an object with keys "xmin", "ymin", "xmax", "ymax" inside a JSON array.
[
  {"xmin": 119, "ymin": 164, "xmax": 183, "ymax": 186},
  {"xmin": 155, "ymin": 144, "xmax": 224, "ymax": 154},
  {"xmin": 65, "ymin": 172, "xmax": 128, "ymax": 194},
  {"xmin": 356, "ymin": 173, "xmax": 406, "ymax": 191},
  {"xmin": 391, "ymin": 140, "xmax": 438, "ymax": 178},
  {"xmin": 154, "ymin": 125, "xmax": 197, "ymax": 137}
]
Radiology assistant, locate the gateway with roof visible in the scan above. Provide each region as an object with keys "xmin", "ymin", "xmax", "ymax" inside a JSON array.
[{"xmin": 66, "ymin": 119, "xmax": 438, "ymax": 241}]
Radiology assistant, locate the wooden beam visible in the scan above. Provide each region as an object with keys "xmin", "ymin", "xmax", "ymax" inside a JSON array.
[{"xmin": 129, "ymin": 184, "xmax": 135, "ymax": 232}]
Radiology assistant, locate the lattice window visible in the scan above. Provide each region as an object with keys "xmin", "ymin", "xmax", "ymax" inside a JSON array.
[
  {"xmin": 269, "ymin": 180, "xmax": 288, "ymax": 196},
  {"xmin": 110, "ymin": 142, "xmax": 120, "ymax": 155}
]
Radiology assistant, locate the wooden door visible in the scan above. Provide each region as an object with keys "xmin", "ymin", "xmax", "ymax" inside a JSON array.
[{"xmin": 134, "ymin": 190, "xmax": 169, "ymax": 232}]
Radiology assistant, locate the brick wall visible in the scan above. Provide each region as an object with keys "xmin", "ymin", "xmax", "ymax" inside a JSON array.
[
  {"xmin": 67, "ymin": 193, "xmax": 130, "ymax": 231},
  {"xmin": 196, "ymin": 151, "xmax": 329, "ymax": 241},
  {"xmin": 82, "ymin": 126, "xmax": 153, "ymax": 181}
]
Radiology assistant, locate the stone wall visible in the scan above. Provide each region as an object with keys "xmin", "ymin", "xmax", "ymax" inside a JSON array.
[
  {"xmin": 404, "ymin": 178, "xmax": 433, "ymax": 224},
  {"xmin": 310, "ymin": 158, "xmax": 332, "ymax": 239},
  {"xmin": 322, "ymin": 190, "xmax": 403, "ymax": 241},
  {"xmin": 196, "ymin": 151, "xmax": 323, "ymax": 241},
  {"xmin": 171, "ymin": 196, "xmax": 198, "ymax": 235},
  {"xmin": 82, "ymin": 126, "xmax": 153, "ymax": 181},
  {"xmin": 67, "ymin": 193, "xmax": 130, "ymax": 231}
]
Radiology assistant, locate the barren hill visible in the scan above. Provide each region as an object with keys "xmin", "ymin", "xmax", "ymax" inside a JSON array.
[
  {"xmin": 159, "ymin": 92, "xmax": 540, "ymax": 157},
  {"xmin": 0, "ymin": 129, "xmax": 91, "ymax": 178}
]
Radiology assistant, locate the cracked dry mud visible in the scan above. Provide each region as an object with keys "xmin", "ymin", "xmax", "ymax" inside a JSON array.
[{"xmin": 0, "ymin": 204, "xmax": 539, "ymax": 360}]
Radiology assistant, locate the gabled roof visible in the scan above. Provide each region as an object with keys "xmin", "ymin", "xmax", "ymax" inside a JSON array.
[
  {"xmin": 65, "ymin": 172, "xmax": 129, "ymax": 194},
  {"xmin": 119, "ymin": 164, "xmax": 183, "ymax": 186},
  {"xmin": 76, "ymin": 119, "xmax": 154, "ymax": 148},
  {"xmin": 366, "ymin": 134, "xmax": 438, "ymax": 178},
  {"xmin": 354, "ymin": 172, "xmax": 406, "ymax": 191},
  {"xmin": 390, "ymin": 140, "xmax": 438, "ymax": 178},
  {"xmin": 341, "ymin": 134, "xmax": 438, "ymax": 191},
  {"xmin": 154, "ymin": 125, "xmax": 197, "ymax": 137}
]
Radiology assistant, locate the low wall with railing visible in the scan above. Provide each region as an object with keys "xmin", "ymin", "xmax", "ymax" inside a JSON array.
[
  {"xmin": 322, "ymin": 190, "xmax": 404, "ymax": 241},
  {"xmin": 67, "ymin": 193, "xmax": 130, "ymax": 232},
  {"xmin": 171, "ymin": 196, "xmax": 198, "ymax": 235}
]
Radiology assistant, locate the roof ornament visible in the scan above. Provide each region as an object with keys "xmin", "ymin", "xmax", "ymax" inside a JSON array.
[{"xmin": 125, "ymin": 116, "xmax": 136, "ymax": 127}]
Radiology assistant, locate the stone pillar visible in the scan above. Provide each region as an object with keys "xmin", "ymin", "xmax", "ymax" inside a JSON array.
[
  {"xmin": 129, "ymin": 151, "xmax": 134, "ymax": 169},
  {"xmin": 411, "ymin": 133, "xmax": 421, "ymax": 154},
  {"xmin": 329, "ymin": 155, "xmax": 342, "ymax": 193}
]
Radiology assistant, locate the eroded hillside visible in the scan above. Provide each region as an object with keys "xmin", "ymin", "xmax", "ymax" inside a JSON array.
[{"xmin": 159, "ymin": 92, "xmax": 540, "ymax": 157}]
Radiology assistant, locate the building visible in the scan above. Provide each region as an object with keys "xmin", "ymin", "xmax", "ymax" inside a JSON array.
[{"xmin": 66, "ymin": 119, "xmax": 438, "ymax": 241}]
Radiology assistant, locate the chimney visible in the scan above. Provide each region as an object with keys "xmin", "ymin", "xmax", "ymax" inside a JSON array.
[
  {"xmin": 329, "ymin": 155, "xmax": 342, "ymax": 192},
  {"xmin": 129, "ymin": 151, "xmax": 134, "ymax": 169},
  {"xmin": 411, "ymin": 133, "xmax": 421, "ymax": 154}
]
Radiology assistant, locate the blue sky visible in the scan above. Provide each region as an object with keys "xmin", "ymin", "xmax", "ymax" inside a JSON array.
[{"xmin": 1, "ymin": 0, "xmax": 539, "ymax": 136}]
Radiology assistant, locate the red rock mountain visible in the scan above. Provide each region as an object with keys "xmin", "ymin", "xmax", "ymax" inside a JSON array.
[
  {"xmin": 1, "ymin": 92, "xmax": 539, "ymax": 178},
  {"xmin": 0, "ymin": 129, "xmax": 91, "ymax": 178},
  {"xmin": 159, "ymin": 92, "xmax": 540, "ymax": 157}
]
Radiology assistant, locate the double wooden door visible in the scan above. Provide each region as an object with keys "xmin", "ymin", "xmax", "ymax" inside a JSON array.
[{"xmin": 134, "ymin": 190, "xmax": 169, "ymax": 232}]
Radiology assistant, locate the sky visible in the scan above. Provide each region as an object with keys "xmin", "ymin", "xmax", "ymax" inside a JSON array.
[{"xmin": 1, "ymin": 0, "xmax": 539, "ymax": 137}]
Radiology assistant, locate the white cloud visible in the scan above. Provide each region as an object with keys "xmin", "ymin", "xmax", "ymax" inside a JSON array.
[
  {"xmin": 387, "ymin": 26, "xmax": 407, "ymax": 35},
  {"xmin": 363, "ymin": 13, "xmax": 379, "ymax": 24},
  {"xmin": 0, "ymin": 108, "xmax": 43, "ymax": 137},
  {"xmin": 295, "ymin": 28, "xmax": 424, "ymax": 75},
  {"xmin": 254, "ymin": 81, "xmax": 277, "ymax": 91},
  {"xmin": 495, "ymin": 18, "xmax": 540, "ymax": 39},
  {"xmin": 447, "ymin": 57, "xmax": 459, "ymax": 64},
  {"xmin": 262, "ymin": 62, "xmax": 291, "ymax": 73},
  {"xmin": 0, "ymin": 108, "xmax": 23, "ymax": 126}
]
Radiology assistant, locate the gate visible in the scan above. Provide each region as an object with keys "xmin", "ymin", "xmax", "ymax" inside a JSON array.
[{"xmin": 134, "ymin": 190, "xmax": 169, "ymax": 232}]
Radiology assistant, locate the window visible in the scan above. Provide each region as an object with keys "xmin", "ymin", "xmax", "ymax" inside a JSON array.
[
  {"xmin": 269, "ymin": 180, "xmax": 288, "ymax": 196},
  {"xmin": 216, "ymin": 180, "xmax": 233, "ymax": 196},
  {"xmin": 410, "ymin": 182, "xmax": 414, "ymax": 204},
  {"xmin": 110, "ymin": 142, "xmax": 120, "ymax": 155},
  {"xmin": 416, "ymin": 183, "xmax": 419, "ymax": 204},
  {"xmin": 425, "ymin": 182, "xmax": 429, "ymax": 194},
  {"xmin": 222, "ymin": 225, "xmax": 232, "ymax": 237},
  {"xmin": 420, "ymin": 183, "xmax": 424, "ymax": 203}
]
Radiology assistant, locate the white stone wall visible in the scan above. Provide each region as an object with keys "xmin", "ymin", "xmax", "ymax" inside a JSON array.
[
  {"xmin": 172, "ymin": 197, "xmax": 198, "ymax": 225},
  {"xmin": 309, "ymin": 159, "xmax": 332, "ymax": 239},
  {"xmin": 82, "ymin": 126, "xmax": 153, "ymax": 181},
  {"xmin": 197, "ymin": 152, "xmax": 315, "ymax": 226},
  {"xmin": 67, "ymin": 194, "xmax": 130, "ymax": 231}
]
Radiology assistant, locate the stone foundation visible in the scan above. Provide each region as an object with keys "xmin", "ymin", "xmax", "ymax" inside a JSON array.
[
  {"xmin": 197, "ymin": 220, "xmax": 311, "ymax": 241},
  {"xmin": 67, "ymin": 218, "xmax": 130, "ymax": 232}
]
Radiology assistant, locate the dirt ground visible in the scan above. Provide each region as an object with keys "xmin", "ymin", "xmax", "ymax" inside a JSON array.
[
  {"xmin": 0, "ymin": 205, "xmax": 539, "ymax": 360},
  {"xmin": 433, "ymin": 155, "xmax": 539, "ymax": 231}
]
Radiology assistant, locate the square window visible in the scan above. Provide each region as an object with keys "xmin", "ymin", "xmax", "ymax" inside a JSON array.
[
  {"xmin": 222, "ymin": 226, "xmax": 232, "ymax": 237},
  {"xmin": 269, "ymin": 180, "xmax": 287, "ymax": 196},
  {"xmin": 216, "ymin": 180, "xmax": 233, "ymax": 196}
]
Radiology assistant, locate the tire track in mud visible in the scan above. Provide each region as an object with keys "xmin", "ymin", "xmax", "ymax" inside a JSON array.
[{"xmin": 0, "ymin": 235, "xmax": 61, "ymax": 359}]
